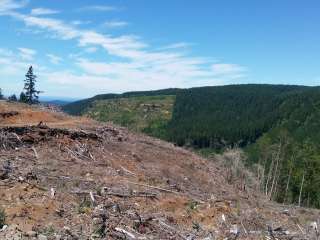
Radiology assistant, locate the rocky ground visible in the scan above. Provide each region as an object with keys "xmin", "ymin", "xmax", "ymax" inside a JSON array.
[{"xmin": 0, "ymin": 101, "xmax": 319, "ymax": 239}]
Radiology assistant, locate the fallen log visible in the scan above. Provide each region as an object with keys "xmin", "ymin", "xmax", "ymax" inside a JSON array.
[
  {"xmin": 104, "ymin": 191, "xmax": 157, "ymax": 198},
  {"xmin": 114, "ymin": 227, "xmax": 136, "ymax": 239},
  {"xmin": 124, "ymin": 180, "xmax": 205, "ymax": 203}
]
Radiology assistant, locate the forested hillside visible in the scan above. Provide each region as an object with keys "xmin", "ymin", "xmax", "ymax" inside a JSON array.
[
  {"xmin": 167, "ymin": 85, "xmax": 310, "ymax": 147},
  {"xmin": 246, "ymin": 88, "xmax": 320, "ymax": 207},
  {"xmin": 63, "ymin": 84, "xmax": 320, "ymax": 208}
]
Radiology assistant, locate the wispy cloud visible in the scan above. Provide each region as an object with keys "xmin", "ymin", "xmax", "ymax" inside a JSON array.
[
  {"xmin": 77, "ymin": 5, "xmax": 119, "ymax": 12},
  {"xmin": 18, "ymin": 47, "xmax": 36, "ymax": 60},
  {"xmin": 0, "ymin": 0, "xmax": 27, "ymax": 14},
  {"xmin": 103, "ymin": 20, "xmax": 129, "ymax": 28},
  {"xmin": 15, "ymin": 14, "xmax": 79, "ymax": 40},
  {"xmin": 0, "ymin": 0, "xmax": 248, "ymax": 97},
  {"xmin": 84, "ymin": 47, "xmax": 98, "ymax": 53},
  {"xmin": 161, "ymin": 42, "xmax": 193, "ymax": 50},
  {"xmin": 31, "ymin": 8, "xmax": 60, "ymax": 16},
  {"xmin": 212, "ymin": 63, "xmax": 247, "ymax": 79},
  {"xmin": 0, "ymin": 48, "xmax": 38, "ymax": 77},
  {"xmin": 46, "ymin": 54, "xmax": 62, "ymax": 64}
]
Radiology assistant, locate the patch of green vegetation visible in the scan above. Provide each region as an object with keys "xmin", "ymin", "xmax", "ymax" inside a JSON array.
[
  {"xmin": 187, "ymin": 200, "xmax": 199, "ymax": 211},
  {"xmin": 62, "ymin": 88, "xmax": 181, "ymax": 115},
  {"xmin": 195, "ymin": 148, "xmax": 223, "ymax": 158},
  {"xmin": 78, "ymin": 198, "xmax": 92, "ymax": 214},
  {"xmin": 40, "ymin": 225, "xmax": 55, "ymax": 237},
  {"xmin": 85, "ymin": 95, "xmax": 175, "ymax": 139}
]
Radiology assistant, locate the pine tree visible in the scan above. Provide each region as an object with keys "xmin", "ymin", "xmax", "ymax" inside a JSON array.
[
  {"xmin": 24, "ymin": 66, "xmax": 40, "ymax": 104},
  {"xmin": 8, "ymin": 94, "xmax": 17, "ymax": 102},
  {"xmin": 0, "ymin": 88, "xmax": 4, "ymax": 100},
  {"xmin": 19, "ymin": 92, "xmax": 27, "ymax": 103}
]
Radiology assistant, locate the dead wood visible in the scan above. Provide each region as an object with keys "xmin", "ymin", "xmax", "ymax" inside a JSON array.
[
  {"xmin": 104, "ymin": 191, "xmax": 157, "ymax": 198},
  {"xmin": 0, "ymin": 111, "xmax": 19, "ymax": 119},
  {"xmin": 124, "ymin": 180, "xmax": 205, "ymax": 203}
]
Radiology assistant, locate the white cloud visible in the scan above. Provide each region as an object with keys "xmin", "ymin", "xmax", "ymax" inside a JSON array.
[
  {"xmin": 77, "ymin": 5, "xmax": 119, "ymax": 12},
  {"xmin": 0, "ymin": 0, "xmax": 248, "ymax": 97},
  {"xmin": 161, "ymin": 42, "xmax": 192, "ymax": 50},
  {"xmin": 0, "ymin": 0, "xmax": 27, "ymax": 14},
  {"xmin": 103, "ymin": 20, "xmax": 128, "ymax": 28},
  {"xmin": 0, "ymin": 48, "xmax": 45, "ymax": 87},
  {"xmin": 46, "ymin": 54, "xmax": 62, "ymax": 64},
  {"xmin": 31, "ymin": 8, "xmax": 59, "ymax": 16},
  {"xmin": 212, "ymin": 63, "xmax": 247, "ymax": 79},
  {"xmin": 84, "ymin": 47, "xmax": 98, "ymax": 53},
  {"xmin": 15, "ymin": 14, "xmax": 80, "ymax": 40},
  {"xmin": 0, "ymin": 48, "xmax": 13, "ymax": 57},
  {"xmin": 18, "ymin": 47, "xmax": 36, "ymax": 60}
]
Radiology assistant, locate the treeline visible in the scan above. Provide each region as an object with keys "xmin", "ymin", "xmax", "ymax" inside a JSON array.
[
  {"xmin": 0, "ymin": 88, "xmax": 30, "ymax": 103},
  {"xmin": 0, "ymin": 88, "xmax": 18, "ymax": 101}
]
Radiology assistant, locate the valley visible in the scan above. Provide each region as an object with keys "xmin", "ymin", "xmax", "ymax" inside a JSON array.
[{"xmin": 63, "ymin": 84, "xmax": 320, "ymax": 209}]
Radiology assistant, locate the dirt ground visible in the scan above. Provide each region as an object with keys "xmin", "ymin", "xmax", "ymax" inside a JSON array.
[{"xmin": 0, "ymin": 101, "xmax": 319, "ymax": 239}]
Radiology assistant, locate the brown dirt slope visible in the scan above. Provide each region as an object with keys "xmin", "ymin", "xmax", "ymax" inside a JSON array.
[{"xmin": 0, "ymin": 101, "xmax": 319, "ymax": 240}]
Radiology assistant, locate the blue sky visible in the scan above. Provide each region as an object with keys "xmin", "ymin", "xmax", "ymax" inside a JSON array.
[{"xmin": 0, "ymin": 0, "xmax": 320, "ymax": 98}]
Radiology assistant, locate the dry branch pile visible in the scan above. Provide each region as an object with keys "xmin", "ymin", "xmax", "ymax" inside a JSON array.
[{"xmin": 0, "ymin": 111, "xmax": 19, "ymax": 119}]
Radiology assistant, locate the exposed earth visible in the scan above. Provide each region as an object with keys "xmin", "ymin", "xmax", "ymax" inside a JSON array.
[{"xmin": 0, "ymin": 101, "xmax": 319, "ymax": 239}]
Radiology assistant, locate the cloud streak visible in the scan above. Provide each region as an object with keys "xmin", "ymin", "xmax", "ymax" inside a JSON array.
[
  {"xmin": 212, "ymin": 64, "xmax": 247, "ymax": 79},
  {"xmin": 103, "ymin": 20, "xmax": 129, "ymax": 28},
  {"xmin": 0, "ymin": 0, "xmax": 27, "ymax": 13},
  {"xmin": 77, "ymin": 5, "xmax": 119, "ymax": 12},
  {"xmin": 46, "ymin": 54, "xmax": 62, "ymax": 64},
  {"xmin": 18, "ymin": 47, "xmax": 36, "ymax": 60},
  {"xmin": 0, "ymin": 0, "xmax": 248, "ymax": 97},
  {"xmin": 31, "ymin": 8, "xmax": 60, "ymax": 16}
]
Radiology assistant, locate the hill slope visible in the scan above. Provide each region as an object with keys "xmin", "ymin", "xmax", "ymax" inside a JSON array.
[
  {"xmin": 1, "ymin": 101, "xmax": 319, "ymax": 239},
  {"xmin": 85, "ymin": 95, "xmax": 175, "ymax": 139},
  {"xmin": 63, "ymin": 88, "xmax": 180, "ymax": 116},
  {"xmin": 62, "ymin": 84, "xmax": 320, "ymax": 208},
  {"xmin": 246, "ymin": 87, "xmax": 320, "ymax": 207}
]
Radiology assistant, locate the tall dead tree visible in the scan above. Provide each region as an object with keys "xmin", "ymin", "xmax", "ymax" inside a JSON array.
[
  {"xmin": 265, "ymin": 140, "xmax": 282, "ymax": 198},
  {"xmin": 284, "ymin": 154, "xmax": 295, "ymax": 204},
  {"xmin": 298, "ymin": 171, "xmax": 305, "ymax": 207}
]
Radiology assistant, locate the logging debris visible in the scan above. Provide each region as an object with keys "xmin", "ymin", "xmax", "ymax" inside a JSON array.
[{"xmin": 0, "ymin": 102, "xmax": 319, "ymax": 239}]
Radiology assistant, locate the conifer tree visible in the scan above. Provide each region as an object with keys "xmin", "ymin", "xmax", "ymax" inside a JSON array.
[
  {"xmin": 24, "ymin": 66, "xmax": 40, "ymax": 104},
  {"xmin": 0, "ymin": 88, "xmax": 3, "ymax": 100},
  {"xmin": 8, "ymin": 94, "xmax": 17, "ymax": 102},
  {"xmin": 19, "ymin": 92, "xmax": 27, "ymax": 103}
]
